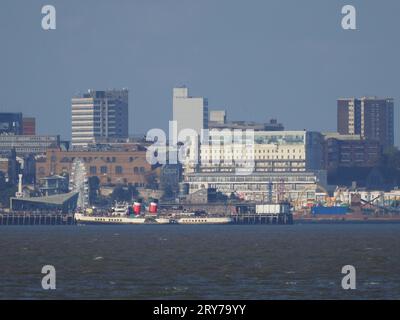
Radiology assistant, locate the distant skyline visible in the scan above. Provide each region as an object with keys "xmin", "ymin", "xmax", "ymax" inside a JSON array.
[{"xmin": 0, "ymin": 0, "xmax": 399, "ymax": 145}]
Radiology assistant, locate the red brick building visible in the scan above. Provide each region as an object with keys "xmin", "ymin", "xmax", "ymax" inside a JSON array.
[
  {"xmin": 36, "ymin": 147, "xmax": 155, "ymax": 187},
  {"xmin": 22, "ymin": 117, "xmax": 36, "ymax": 135},
  {"xmin": 323, "ymin": 135, "xmax": 382, "ymax": 170}
]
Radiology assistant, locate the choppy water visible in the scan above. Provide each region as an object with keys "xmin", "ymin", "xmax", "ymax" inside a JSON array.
[{"xmin": 0, "ymin": 224, "xmax": 399, "ymax": 299}]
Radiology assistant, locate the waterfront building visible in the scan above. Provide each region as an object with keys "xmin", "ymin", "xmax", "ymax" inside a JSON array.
[
  {"xmin": 199, "ymin": 130, "xmax": 324, "ymax": 173},
  {"xmin": 71, "ymin": 89, "xmax": 129, "ymax": 148},
  {"xmin": 183, "ymin": 130, "xmax": 327, "ymax": 206},
  {"xmin": 10, "ymin": 192, "xmax": 79, "ymax": 213},
  {"xmin": 185, "ymin": 171, "xmax": 327, "ymax": 205},
  {"xmin": 38, "ymin": 175, "xmax": 69, "ymax": 196},
  {"xmin": 35, "ymin": 146, "xmax": 154, "ymax": 187},
  {"xmin": 337, "ymin": 97, "xmax": 394, "ymax": 147}
]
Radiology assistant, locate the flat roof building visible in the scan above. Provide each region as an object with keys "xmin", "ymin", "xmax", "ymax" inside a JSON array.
[
  {"xmin": 0, "ymin": 113, "xmax": 23, "ymax": 135},
  {"xmin": 338, "ymin": 97, "xmax": 394, "ymax": 147},
  {"xmin": 185, "ymin": 171, "xmax": 327, "ymax": 206},
  {"xmin": 35, "ymin": 146, "xmax": 153, "ymax": 187},
  {"xmin": 199, "ymin": 130, "xmax": 324, "ymax": 174},
  {"xmin": 208, "ymin": 118, "xmax": 284, "ymax": 131},
  {"xmin": 71, "ymin": 89, "xmax": 129, "ymax": 149},
  {"xmin": 10, "ymin": 192, "xmax": 79, "ymax": 213},
  {"xmin": 322, "ymin": 133, "xmax": 382, "ymax": 170},
  {"xmin": 22, "ymin": 117, "xmax": 36, "ymax": 135},
  {"xmin": 0, "ymin": 134, "xmax": 60, "ymax": 156},
  {"xmin": 172, "ymin": 87, "xmax": 208, "ymax": 139}
]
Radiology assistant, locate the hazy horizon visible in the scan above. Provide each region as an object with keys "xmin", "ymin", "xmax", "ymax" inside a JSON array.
[{"xmin": 1, "ymin": 0, "xmax": 399, "ymax": 145}]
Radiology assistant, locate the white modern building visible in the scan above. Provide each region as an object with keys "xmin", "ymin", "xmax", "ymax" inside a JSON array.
[
  {"xmin": 199, "ymin": 130, "xmax": 324, "ymax": 173},
  {"xmin": 172, "ymin": 87, "xmax": 208, "ymax": 139},
  {"xmin": 184, "ymin": 130, "xmax": 327, "ymax": 205},
  {"xmin": 71, "ymin": 89, "xmax": 129, "ymax": 148},
  {"xmin": 185, "ymin": 171, "xmax": 328, "ymax": 205}
]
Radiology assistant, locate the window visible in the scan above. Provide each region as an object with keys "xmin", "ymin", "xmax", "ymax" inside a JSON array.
[
  {"xmin": 100, "ymin": 166, "xmax": 107, "ymax": 174},
  {"xmin": 89, "ymin": 166, "xmax": 97, "ymax": 174},
  {"xmin": 140, "ymin": 167, "xmax": 145, "ymax": 173},
  {"xmin": 133, "ymin": 167, "xmax": 139, "ymax": 174},
  {"xmin": 116, "ymin": 166, "xmax": 123, "ymax": 174}
]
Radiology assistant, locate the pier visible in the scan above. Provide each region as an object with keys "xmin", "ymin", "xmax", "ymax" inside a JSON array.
[
  {"xmin": 230, "ymin": 213, "xmax": 293, "ymax": 225},
  {"xmin": 0, "ymin": 213, "xmax": 75, "ymax": 226}
]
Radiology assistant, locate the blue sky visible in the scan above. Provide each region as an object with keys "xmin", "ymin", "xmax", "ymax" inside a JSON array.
[{"xmin": 0, "ymin": 0, "xmax": 399, "ymax": 145}]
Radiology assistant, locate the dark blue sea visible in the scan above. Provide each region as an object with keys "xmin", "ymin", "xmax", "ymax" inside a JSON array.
[{"xmin": 0, "ymin": 224, "xmax": 399, "ymax": 299}]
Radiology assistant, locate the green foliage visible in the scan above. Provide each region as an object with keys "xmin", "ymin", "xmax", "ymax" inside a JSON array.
[
  {"xmin": 88, "ymin": 176, "xmax": 100, "ymax": 204},
  {"xmin": 160, "ymin": 173, "xmax": 179, "ymax": 200},
  {"xmin": 110, "ymin": 184, "xmax": 139, "ymax": 203},
  {"xmin": 382, "ymin": 146, "xmax": 400, "ymax": 170},
  {"xmin": 145, "ymin": 172, "xmax": 159, "ymax": 190},
  {"xmin": 161, "ymin": 183, "xmax": 176, "ymax": 200}
]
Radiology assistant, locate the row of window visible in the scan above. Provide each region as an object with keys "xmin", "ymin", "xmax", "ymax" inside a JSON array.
[
  {"xmin": 94, "ymin": 218, "xmax": 123, "ymax": 222},
  {"xmin": 203, "ymin": 155, "xmax": 303, "ymax": 161},
  {"xmin": 60, "ymin": 156, "xmax": 139, "ymax": 163},
  {"xmin": 89, "ymin": 166, "xmax": 146, "ymax": 175},
  {"xmin": 202, "ymin": 149, "xmax": 303, "ymax": 154}
]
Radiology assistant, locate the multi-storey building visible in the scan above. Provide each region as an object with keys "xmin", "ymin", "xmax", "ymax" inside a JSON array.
[
  {"xmin": 323, "ymin": 133, "xmax": 382, "ymax": 170},
  {"xmin": 0, "ymin": 112, "xmax": 23, "ymax": 135},
  {"xmin": 208, "ymin": 118, "xmax": 284, "ymax": 131},
  {"xmin": 71, "ymin": 89, "xmax": 129, "ymax": 148},
  {"xmin": 0, "ymin": 149, "xmax": 18, "ymax": 184},
  {"xmin": 185, "ymin": 171, "xmax": 327, "ymax": 204},
  {"xmin": 184, "ymin": 130, "xmax": 326, "ymax": 205},
  {"xmin": 199, "ymin": 130, "xmax": 323, "ymax": 173},
  {"xmin": 172, "ymin": 87, "xmax": 208, "ymax": 138},
  {"xmin": 22, "ymin": 117, "xmax": 36, "ymax": 135},
  {"xmin": 0, "ymin": 134, "xmax": 60, "ymax": 156},
  {"xmin": 35, "ymin": 146, "xmax": 153, "ymax": 187},
  {"xmin": 338, "ymin": 97, "xmax": 394, "ymax": 147}
]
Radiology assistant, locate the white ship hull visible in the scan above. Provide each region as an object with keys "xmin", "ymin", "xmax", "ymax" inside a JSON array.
[
  {"xmin": 176, "ymin": 217, "xmax": 232, "ymax": 225},
  {"xmin": 75, "ymin": 214, "xmax": 233, "ymax": 225},
  {"xmin": 74, "ymin": 213, "xmax": 169, "ymax": 225}
]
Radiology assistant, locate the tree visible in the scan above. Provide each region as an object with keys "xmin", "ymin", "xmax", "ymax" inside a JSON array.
[
  {"xmin": 382, "ymin": 146, "xmax": 400, "ymax": 170},
  {"xmin": 127, "ymin": 184, "xmax": 139, "ymax": 199},
  {"xmin": 88, "ymin": 176, "xmax": 100, "ymax": 205},
  {"xmin": 145, "ymin": 172, "xmax": 158, "ymax": 190},
  {"xmin": 111, "ymin": 184, "xmax": 139, "ymax": 203},
  {"xmin": 160, "ymin": 165, "xmax": 181, "ymax": 200},
  {"xmin": 162, "ymin": 184, "xmax": 175, "ymax": 200}
]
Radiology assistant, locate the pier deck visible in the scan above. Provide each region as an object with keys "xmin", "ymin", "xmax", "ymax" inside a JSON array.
[
  {"xmin": 0, "ymin": 213, "xmax": 75, "ymax": 226},
  {"xmin": 230, "ymin": 213, "xmax": 293, "ymax": 225}
]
